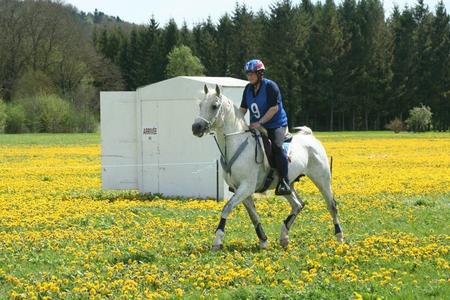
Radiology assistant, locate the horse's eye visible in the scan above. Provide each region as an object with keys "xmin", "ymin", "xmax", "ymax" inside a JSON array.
[{"xmin": 212, "ymin": 104, "xmax": 218, "ymax": 110}]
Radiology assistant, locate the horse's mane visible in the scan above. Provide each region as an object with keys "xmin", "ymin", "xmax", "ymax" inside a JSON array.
[{"xmin": 221, "ymin": 94, "xmax": 247, "ymax": 125}]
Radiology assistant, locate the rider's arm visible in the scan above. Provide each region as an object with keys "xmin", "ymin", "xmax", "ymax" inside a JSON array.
[
  {"xmin": 259, "ymin": 106, "xmax": 278, "ymax": 125},
  {"xmin": 239, "ymin": 85, "xmax": 249, "ymax": 116},
  {"xmin": 259, "ymin": 82, "xmax": 279, "ymax": 125}
]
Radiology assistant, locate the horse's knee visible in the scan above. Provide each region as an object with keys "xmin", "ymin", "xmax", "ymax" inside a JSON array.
[
  {"xmin": 292, "ymin": 202, "xmax": 302, "ymax": 215},
  {"xmin": 327, "ymin": 198, "xmax": 338, "ymax": 215},
  {"xmin": 222, "ymin": 192, "xmax": 251, "ymax": 218},
  {"xmin": 221, "ymin": 204, "xmax": 233, "ymax": 218}
]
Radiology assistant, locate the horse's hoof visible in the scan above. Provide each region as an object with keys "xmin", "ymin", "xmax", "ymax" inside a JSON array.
[
  {"xmin": 279, "ymin": 237, "xmax": 289, "ymax": 249},
  {"xmin": 259, "ymin": 240, "xmax": 269, "ymax": 249},
  {"xmin": 336, "ymin": 233, "xmax": 344, "ymax": 244},
  {"xmin": 211, "ymin": 244, "xmax": 223, "ymax": 251}
]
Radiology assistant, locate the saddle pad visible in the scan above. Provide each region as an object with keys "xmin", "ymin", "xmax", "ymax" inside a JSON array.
[{"xmin": 282, "ymin": 142, "xmax": 291, "ymax": 157}]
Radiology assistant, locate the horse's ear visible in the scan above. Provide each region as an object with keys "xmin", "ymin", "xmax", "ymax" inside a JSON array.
[
  {"xmin": 215, "ymin": 84, "xmax": 221, "ymax": 97},
  {"xmin": 204, "ymin": 84, "xmax": 208, "ymax": 94}
]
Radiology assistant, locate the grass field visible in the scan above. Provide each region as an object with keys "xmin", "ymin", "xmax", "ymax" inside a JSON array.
[{"xmin": 0, "ymin": 131, "xmax": 448, "ymax": 299}]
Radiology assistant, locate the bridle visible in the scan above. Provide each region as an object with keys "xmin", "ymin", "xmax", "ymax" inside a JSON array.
[
  {"xmin": 197, "ymin": 95, "xmax": 250, "ymax": 137},
  {"xmin": 197, "ymin": 95, "xmax": 224, "ymax": 131}
]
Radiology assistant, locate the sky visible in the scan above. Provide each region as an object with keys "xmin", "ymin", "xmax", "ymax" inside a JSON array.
[{"xmin": 64, "ymin": 0, "xmax": 449, "ymax": 27}]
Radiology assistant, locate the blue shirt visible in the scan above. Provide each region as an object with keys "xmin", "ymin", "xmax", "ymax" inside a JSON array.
[{"xmin": 240, "ymin": 78, "xmax": 288, "ymax": 128}]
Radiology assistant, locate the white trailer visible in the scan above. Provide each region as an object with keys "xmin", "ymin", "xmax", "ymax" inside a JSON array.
[{"xmin": 100, "ymin": 76, "xmax": 249, "ymax": 200}]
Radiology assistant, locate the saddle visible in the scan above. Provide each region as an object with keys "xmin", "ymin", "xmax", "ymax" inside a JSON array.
[
  {"xmin": 227, "ymin": 129, "xmax": 304, "ymax": 194},
  {"xmin": 260, "ymin": 131, "xmax": 293, "ymax": 168}
]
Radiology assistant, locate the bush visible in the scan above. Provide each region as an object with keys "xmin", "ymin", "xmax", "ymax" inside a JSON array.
[
  {"xmin": 16, "ymin": 96, "xmax": 43, "ymax": 132},
  {"xmin": 16, "ymin": 94, "xmax": 73, "ymax": 133},
  {"xmin": 0, "ymin": 99, "xmax": 7, "ymax": 133},
  {"xmin": 5, "ymin": 103, "xmax": 27, "ymax": 133},
  {"xmin": 38, "ymin": 94, "xmax": 73, "ymax": 133},
  {"xmin": 405, "ymin": 104, "xmax": 433, "ymax": 132},
  {"xmin": 14, "ymin": 94, "xmax": 98, "ymax": 133},
  {"xmin": 384, "ymin": 117, "xmax": 405, "ymax": 133},
  {"xmin": 71, "ymin": 110, "xmax": 99, "ymax": 133}
]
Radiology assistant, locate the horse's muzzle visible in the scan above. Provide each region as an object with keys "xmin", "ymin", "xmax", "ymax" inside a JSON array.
[{"xmin": 192, "ymin": 119, "xmax": 208, "ymax": 137}]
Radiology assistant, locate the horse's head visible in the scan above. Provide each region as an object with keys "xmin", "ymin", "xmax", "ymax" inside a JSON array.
[{"xmin": 192, "ymin": 84, "xmax": 225, "ymax": 137}]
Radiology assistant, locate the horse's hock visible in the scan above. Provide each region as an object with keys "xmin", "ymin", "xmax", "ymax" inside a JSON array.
[{"xmin": 100, "ymin": 76, "xmax": 249, "ymax": 200}]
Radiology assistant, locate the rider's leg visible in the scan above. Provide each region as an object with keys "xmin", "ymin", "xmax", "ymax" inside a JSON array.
[{"xmin": 268, "ymin": 126, "xmax": 291, "ymax": 195}]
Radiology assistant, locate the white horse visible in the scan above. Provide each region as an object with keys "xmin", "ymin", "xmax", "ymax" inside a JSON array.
[{"xmin": 192, "ymin": 84, "xmax": 344, "ymax": 250}]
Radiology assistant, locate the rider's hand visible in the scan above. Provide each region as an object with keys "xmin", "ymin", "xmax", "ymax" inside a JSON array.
[{"xmin": 249, "ymin": 122, "xmax": 261, "ymax": 129}]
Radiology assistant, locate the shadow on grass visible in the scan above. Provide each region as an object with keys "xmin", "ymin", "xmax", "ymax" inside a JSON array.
[
  {"xmin": 108, "ymin": 250, "xmax": 157, "ymax": 265},
  {"xmin": 62, "ymin": 189, "xmax": 217, "ymax": 203}
]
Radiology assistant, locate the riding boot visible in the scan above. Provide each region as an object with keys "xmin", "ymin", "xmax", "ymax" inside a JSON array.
[
  {"xmin": 267, "ymin": 126, "xmax": 292, "ymax": 196},
  {"xmin": 275, "ymin": 177, "xmax": 292, "ymax": 195},
  {"xmin": 274, "ymin": 147, "xmax": 292, "ymax": 196}
]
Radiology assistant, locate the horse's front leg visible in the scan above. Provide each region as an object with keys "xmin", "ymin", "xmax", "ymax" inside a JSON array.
[{"xmin": 212, "ymin": 184, "xmax": 253, "ymax": 251}]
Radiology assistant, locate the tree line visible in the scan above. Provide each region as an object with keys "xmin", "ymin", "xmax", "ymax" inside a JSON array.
[
  {"xmin": 1, "ymin": 0, "xmax": 449, "ymax": 132},
  {"xmin": 94, "ymin": 0, "xmax": 450, "ymax": 131}
]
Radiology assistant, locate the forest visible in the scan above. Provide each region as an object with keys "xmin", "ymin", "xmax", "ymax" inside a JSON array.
[{"xmin": 0, "ymin": 0, "xmax": 449, "ymax": 132}]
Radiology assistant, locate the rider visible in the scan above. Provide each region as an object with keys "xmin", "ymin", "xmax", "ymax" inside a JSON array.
[{"xmin": 239, "ymin": 59, "xmax": 292, "ymax": 195}]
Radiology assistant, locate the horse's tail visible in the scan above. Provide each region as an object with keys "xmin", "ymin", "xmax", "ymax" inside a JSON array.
[{"xmin": 292, "ymin": 126, "xmax": 313, "ymax": 135}]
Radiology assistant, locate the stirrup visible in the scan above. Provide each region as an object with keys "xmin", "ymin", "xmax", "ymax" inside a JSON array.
[{"xmin": 275, "ymin": 179, "xmax": 292, "ymax": 195}]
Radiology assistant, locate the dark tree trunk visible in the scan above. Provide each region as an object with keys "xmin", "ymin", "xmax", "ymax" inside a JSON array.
[
  {"xmin": 330, "ymin": 103, "xmax": 334, "ymax": 131},
  {"xmin": 365, "ymin": 109, "xmax": 369, "ymax": 131},
  {"xmin": 352, "ymin": 110, "xmax": 356, "ymax": 131}
]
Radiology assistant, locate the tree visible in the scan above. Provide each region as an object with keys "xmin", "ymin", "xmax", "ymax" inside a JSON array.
[
  {"xmin": 217, "ymin": 14, "xmax": 233, "ymax": 76},
  {"xmin": 165, "ymin": 45, "xmax": 205, "ymax": 78},
  {"xmin": 229, "ymin": 3, "xmax": 263, "ymax": 78},
  {"xmin": 263, "ymin": 0, "xmax": 307, "ymax": 128},
  {"xmin": 180, "ymin": 21, "xmax": 193, "ymax": 48},
  {"xmin": 309, "ymin": 0, "xmax": 345, "ymax": 130},
  {"xmin": 388, "ymin": 6, "xmax": 416, "ymax": 122},
  {"xmin": 352, "ymin": 0, "xmax": 389, "ymax": 130},
  {"xmin": 126, "ymin": 28, "xmax": 140, "ymax": 89},
  {"xmin": 192, "ymin": 17, "xmax": 220, "ymax": 76},
  {"xmin": 137, "ymin": 17, "xmax": 163, "ymax": 85},
  {"xmin": 336, "ymin": 0, "xmax": 362, "ymax": 130},
  {"xmin": 117, "ymin": 38, "xmax": 132, "ymax": 89},
  {"xmin": 428, "ymin": 1, "xmax": 450, "ymax": 130},
  {"xmin": 0, "ymin": 0, "xmax": 29, "ymax": 101},
  {"xmin": 161, "ymin": 19, "xmax": 179, "ymax": 73},
  {"xmin": 411, "ymin": 0, "xmax": 433, "ymax": 108}
]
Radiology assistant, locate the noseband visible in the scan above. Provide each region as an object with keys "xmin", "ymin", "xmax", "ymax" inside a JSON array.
[{"xmin": 197, "ymin": 96, "xmax": 224, "ymax": 131}]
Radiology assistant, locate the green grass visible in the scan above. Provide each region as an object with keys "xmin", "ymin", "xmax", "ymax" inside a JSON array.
[
  {"xmin": 313, "ymin": 130, "xmax": 450, "ymax": 141},
  {"xmin": 0, "ymin": 133, "xmax": 100, "ymax": 145},
  {"xmin": 0, "ymin": 130, "xmax": 448, "ymax": 146}
]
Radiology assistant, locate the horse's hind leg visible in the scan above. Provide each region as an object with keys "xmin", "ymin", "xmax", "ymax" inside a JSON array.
[
  {"xmin": 243, "ymin": 196, "xmax": 268, "ymax": 249},
  {"xmin": 308, "ymin": 171, "xmax": 344, "ymax": 243},
  {"xmin": 279, "ymin": 186, "xmax": 304, "ymax": 248}
]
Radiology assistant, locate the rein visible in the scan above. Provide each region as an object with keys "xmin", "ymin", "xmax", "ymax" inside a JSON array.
[
  {"xmin": 211, "ymin": 128, "xmax": 264, "ymax": 176},
  {"xmin": 199, "ymin": 96, "xmax": 264, "ymax": 176}
]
